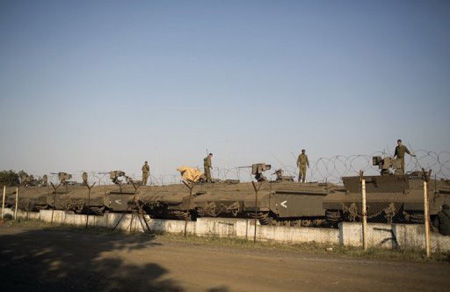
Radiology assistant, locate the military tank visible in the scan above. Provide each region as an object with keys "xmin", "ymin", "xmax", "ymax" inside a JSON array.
[
  {"xmin": 3, "ymin": 171, "xmax": 136, "ymax": 214},
  {"xmin": 322, "ymin": 156, "xmax": 450, "ymax": 226},
  {"xmin": 4, "ymin": 161, "xmax": 449, "ymax": 232},
  {"xmin": 133, "ymin": 180, "xmax": 342, "ymax": 227},
  {"xmin": 3, "ymin": 186, "xmax": 49, "ymax": 211},
  {"xmin": 126, "ymin": 164, "xmax": 344, "ymax": 227}
]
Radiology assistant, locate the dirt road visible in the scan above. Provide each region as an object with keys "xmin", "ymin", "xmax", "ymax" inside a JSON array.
[{"xmin": 0, "ymin": 224, "xmax": 449, "ymax": 291}]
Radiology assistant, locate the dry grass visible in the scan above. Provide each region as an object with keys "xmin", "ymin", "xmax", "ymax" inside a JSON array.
[{"xmin": 158, "ymin": 232, "xmax": 450, "ymax": 263}]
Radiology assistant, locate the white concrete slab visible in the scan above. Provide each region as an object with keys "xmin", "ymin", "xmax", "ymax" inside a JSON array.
[{"xmin": 3, "ymin": 208, "xmax": 450, "ymax": 251}]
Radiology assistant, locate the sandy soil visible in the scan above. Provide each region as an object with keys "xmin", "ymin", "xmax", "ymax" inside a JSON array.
[{"xmin": 0, "ymin": 223, "xmax": 449, "ymax": 292}]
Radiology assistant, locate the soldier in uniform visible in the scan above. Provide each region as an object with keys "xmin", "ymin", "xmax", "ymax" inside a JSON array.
[
  {"xmin": 82, "ymin": 172, "xmax": 88, "ymax": 185},
  {"xmin": 296, "ymin": 149, "xmax": 309, "ymax": 183},
  {"xmin": 42, "ymin": 174, "xmax": 48, "ymax": 187},
  {"xmin": 142, "ymin": 161, "xmax": 150, "ymax": 186},
  {"xmin": 393, "ymin": 139, "xmax": 415, "ymax": 174},
  {"xmin": 433, "ymin": 203, "xmax": 450, "ymax": 236},
  {"xmin": 203, "ymin": 153, "xmax": 213, "ymax": 183}
]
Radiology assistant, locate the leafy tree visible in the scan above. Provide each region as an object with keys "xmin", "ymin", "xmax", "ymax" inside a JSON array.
[{"xmin": 0, "ymin": 170, "xmax": 20, "ymax": 186}]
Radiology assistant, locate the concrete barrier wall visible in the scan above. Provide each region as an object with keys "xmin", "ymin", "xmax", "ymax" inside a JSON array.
[
  {"xmin": 340, "ymin": 222, "xmax": 450, "ymax": 251},
  {"xmin": 3, "ymin": 208, "xmax": 450, "ymax": 251}
]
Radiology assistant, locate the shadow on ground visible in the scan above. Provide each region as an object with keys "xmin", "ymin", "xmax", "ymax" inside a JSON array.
[{"xmin": 0, "ymin": 225, "xmax": 183, "ymax": 291}]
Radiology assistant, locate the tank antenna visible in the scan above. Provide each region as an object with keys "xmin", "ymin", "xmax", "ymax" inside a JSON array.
[
  {"xmin": 385, "ymin": 145, "xmax": 392, "ymax": 157},
  {"xmin": 406, "ymin": 142, "xmax": 422, "ymax": 169},
  {"xmin": 270, "ymin": 151, "xmax": 295, "ymax": 177},
  {"xmin": 407, "ymin": 142, "xmax": 427, "ymax": 179}
]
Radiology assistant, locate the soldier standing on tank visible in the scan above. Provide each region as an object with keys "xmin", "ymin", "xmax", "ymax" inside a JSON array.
[
  {"xmin": 297, "ymin": 149, "xmax": 309, "ymax": 183},
  {"xmin": 393, "ymin": 139, "xmax": 416, "ymax": 174},
  {"xmin": 204, "ymin": 153, "xmax": 213, "ymax": 183},
  {"xmin": 142, "ymin": 161, "xmax": 150, "ymax": 186},
  {"xmin": 433, "ymin": 203, "xmax": 450, "ymax": 236}
]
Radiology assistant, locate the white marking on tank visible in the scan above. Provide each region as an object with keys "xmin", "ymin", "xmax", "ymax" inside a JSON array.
[
  {"xmin": 281, "ymin": 200, "xmax": 287, "ymax": 208},
  {"xmin": 115, "ymin": 200, "xmax": 122, "ymax": 204}
]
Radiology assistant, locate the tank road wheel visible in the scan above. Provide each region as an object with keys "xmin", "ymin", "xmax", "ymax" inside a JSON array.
[
  {"xmin": 292, "ymin": 220, "xmax": 301, "ymax": 227},
  {"xmin": 301, "ymin": 219, "xmax": 312, "ymax": 227},
  {"xmin": 404, "ymin": 211, "xmax": 424, "ymax": 224},
  {"xmin": 255, "ymin": 212, "xmax": 272, "ymax": 225},
  {"xmin": 198, "ymin": 202, "xmax": 218, "ymax": 217},
  {"xmin": 312, "ymin": 219, "xmax": 325, "ymax": 227},
  {"xmin": 172, "ymin": 211, "xmax": 192, "ymax": 221},
  {"xmin": 90, "ymin": 206, "xmax": 105, "ymax": 215},
  {"xmin": 410, "ymin": 212, "xmax": 424, "ymax": 224},
  {"xmin": 325, "ymin": 209, "xmax": 343, "ymax": 227},
  {"xmin": 226, "ymin": 202, "xmax": 241, "ymax": 217}
]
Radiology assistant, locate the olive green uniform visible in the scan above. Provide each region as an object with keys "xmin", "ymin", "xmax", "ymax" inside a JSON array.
[
  {"xmin": 204, "ymin": 156, "xmax": 212, "ymax": 182},
  {"xmin": 297, "ymin": 154, "xmax": 309, "ymax": 183},
  {"xmin": 142, "ymin": 163, "xmax": 150, "ymax": 186},
  {"xmin": 394, "ymin": 145, "xmax": 411, "ymax": 174}
]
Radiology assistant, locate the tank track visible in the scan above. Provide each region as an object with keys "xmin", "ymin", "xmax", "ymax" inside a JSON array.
[
  {"xmin": 252, "ymin": 212, "xmax": 326, "ymax": 227},
  {"xmin": 325, "ymin": 209, "xmax": 343, "ymax": 226},
  {"xmin": 169, "ymin": 210, "xmax": 192, "ymax": 221},
  {"xmin": 403, "ymin": 211, "xmax": 425, "ymax": 224},
  {"xmin": 250, "ymin": 212, "xmax": 272, "ymax": 225}
]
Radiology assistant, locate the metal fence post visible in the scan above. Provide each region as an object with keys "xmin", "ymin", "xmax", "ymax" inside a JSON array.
[
  {"xmin": 360, "ymin": 171, "xmax": 368, "ymax": 250},
  {"xmin": 50, "ymin": 182, "xmax": 62, "ymax": 225},
  {"xmin": 85, "ymin": 182, "xmax": 96, "ymax": 229},
  {"xmin": 1, "ymin": 186, "xmax": 5, "ymax": 219},
  {"xmin": 423, "ymin": 180, "xmax": 431, "ymax": 258},
  {"xmin": 182, "ymin": 181, "xmax": 194, "ymax": 238},
  {"xmin": 14, "ymin": 187, "xmax": 19, "ymax": 220},
  {"xmin": 251, "ymin": 181, "xmax": 263, "ymax": 243}
]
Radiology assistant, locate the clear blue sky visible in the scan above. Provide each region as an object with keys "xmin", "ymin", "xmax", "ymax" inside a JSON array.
[{"xmin": 1, "ymin": 0, "xmax": 449, "ymax": 182}]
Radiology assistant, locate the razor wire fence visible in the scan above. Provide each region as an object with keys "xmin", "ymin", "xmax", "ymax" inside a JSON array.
[
  {"xmin": 211, "ymin": 150, "xmax": 450, "ymax": 185},
  {"xmin": 305, "ymin": 150, "xmax": 450, "ymax": 184}
]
